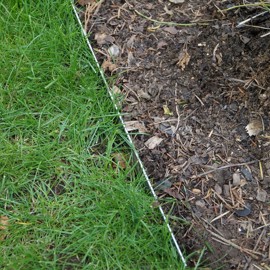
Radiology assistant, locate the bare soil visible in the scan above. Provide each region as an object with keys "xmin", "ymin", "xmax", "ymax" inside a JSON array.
[{"xmin": 76, "ymin": 1, "xmax": 270, "ymax": 269}]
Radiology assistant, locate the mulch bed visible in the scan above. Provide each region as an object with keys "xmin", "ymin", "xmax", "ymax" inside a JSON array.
[{"xmin": 75, "ymin": 0, "xmax": 270, "ymax": 269}]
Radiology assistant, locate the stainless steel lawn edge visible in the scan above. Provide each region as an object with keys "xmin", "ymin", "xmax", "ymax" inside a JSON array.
[{"xmin": 71, "ymin": 2, "xmax": 186, "ymax": 267}]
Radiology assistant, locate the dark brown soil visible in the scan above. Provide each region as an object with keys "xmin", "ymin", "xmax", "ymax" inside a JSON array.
[{"xmin": 76, "ymin": 1, "xmax": 270, "ymax": 269}]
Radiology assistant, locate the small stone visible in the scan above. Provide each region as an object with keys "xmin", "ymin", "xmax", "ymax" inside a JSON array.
[
  {"xmin": 241, "ymin": 167, "xmax": 254, "ymax": 182},
  {"xmin": 256, "ymin": 189, "xmax": 267, "ymax": 202},
  {"xmin": 214, "ymin": 183, "xmax": 222, "ymax": 195},
  {"xmin": 240, "ymin": 179, "xmax": 247, "ymax": 187},
  {"xmin": 195, "ymin": 200, "xmax": 206, "ymax": 208},
  {"xmin": 169, "ymin": 0, "xmax": 185, "ymax": 3},
  {"xmin": 233, "ymin": 172, "xmax": 241, "ymax": 186},
  {"xmin": 235, "ymin": 203, "xmax": 251, "ymax": 217},
  {"xmin": 223, "ymin": 185, "xmax": 230, "ymax": 197},
  {"xmin": 108, "ymin": 44, "xmax": 120, "ymax": 57},
  {"xmin": 192, "ymin": 188, "xmax": 201, "ymax": 195}
]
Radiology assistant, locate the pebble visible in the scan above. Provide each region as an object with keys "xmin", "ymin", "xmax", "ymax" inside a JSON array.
[
  {"xmin": 235, "ymin": 203, "xmax": 251, "ymax": 217},
  {"xmin": 192, "ymin": 188, "xmax": 201, "ymax": 195},
  {"xmin": 241, "ymin": 167, "xmax": 254, "ymax": 182},
  {"xmin": 223, "ymin": 185, "xmax": 230, "ymax": 197},
  {"xmin": 195, "ymin": 200, "xmax": 206, "ymax": 208},
  {"xmin": 214, "ymin": 183, "xmax": 222, "ymax": 195},
  {"xmin": 108, "ymin": 44, "xmax": 120, "ymax": 57},
  {"xmin": 256, "ymin": 189, "xmax": 267, "ymax": 202},
  {"xmin": 232, "ymin": 172, "xmax": 241, "ymax": 186}
]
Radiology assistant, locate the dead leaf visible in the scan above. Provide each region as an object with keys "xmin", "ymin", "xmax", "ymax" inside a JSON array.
[
  {"xmin": 94, "ymin": 33, "xmax": 114, "ymax": 46},
  {"xmin": 177, "ymin": 50, "xmax": 190, "ymax": 71},
  {"xmin": 164, "ymin": 188, "xmax": 183, "ymax": 200},
  {"xmin": 125, "ymin": 121, "xmax": 148, "ymax": 133},
  {"xmin": 126, "ymin": 35, "xmax": 136, "ymax": 49},
  {"xmin": 157, "ymin": 41, "xmax": 168, "ymax": 49},
  {"xmin": 101, "ymin": 59, "xmax": 117, "ymax": 72},
  {"xmin": 147, "ymin": 25, "xmax": 160, "ymax": 32},
  {"xmin": 112, "ymin": 153, "xmax": 127, "ymax": 169},
  {"xmin": 163, "ymin": 105, "xmax": 173, "ymax": 116},
  {"xmin": 112, "ymin": 85, "xmax": 121, "ymax": 94},
  {"xmin": 164, "ymin": 5, "xmax": 173, "ymax": 16},
  {"xmin": 0, "ymin": 216, "xmax": 9, "ymax": 240},
  {"xmin": 145, "ymin": 136, "xmax": 163, "ymax": 149},
  {"xmin": 138, "ymin": 89, "xmax": 151, "ymax": 100},
  {"xmin": 163, "ymin": 26, "xmax": 178, "ymax": 35},
  {"xmin": 245, "ymin": 119, "xmax": 264, "ymax": 136},
  {"xmin": 127, "ymin": 51, "xmax": 136, "ymax": 66},
  {"xmin": 77, "ymin": 0, "xmax": 95, "ymax": 6}
]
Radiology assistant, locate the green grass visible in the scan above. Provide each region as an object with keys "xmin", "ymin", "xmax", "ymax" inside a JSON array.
[
  {"xmin": 222, "ymin": 1, "xmax": 270, "ymax": 11},
  {"xmin": 0, "ymin": 1, "xmax": 185, "ymax": 269}
]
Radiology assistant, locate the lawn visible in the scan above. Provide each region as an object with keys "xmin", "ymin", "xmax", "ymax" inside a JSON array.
[{"xmin": 0, "ymin": 1, "xmax": 185, "ymax": 269}]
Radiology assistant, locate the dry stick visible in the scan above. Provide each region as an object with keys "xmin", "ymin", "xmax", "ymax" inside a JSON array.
[
  {"xmin": 253, "ymin": 264, "xmax": 264, "ymax": 270},
  {"xmin": 253, "ymin": 228, "xmax": 265, "ymax": 252},
  {"xmin": 227, "ymin": 78, "xmax": 266, "ymax": 90},
  {"xmin": 237, "ymin": 11, "xmax": 268, "ymax": 28},
  {"xmin": 191, "ymin": 157, "xmax": 270, "ymax": 179},
  {"xmin": 210, "ymin": 210, "xmax": 230, "ymax": 223},
  {"xmin": 200, "ymin": 217, "xmax": 225, "ymax": 237},
  {"xmin": 212, "ymin": 189, "xmax": 233, "ymax": 209},
  {"xmin": 173, "ymin": 103, "xmax": 181, "ymax": 136},
  {"xmin": 252, "ymin": 223, "xmax": 270, "ymax": 232},
  {"xmin": 208, "ymin": 231, "xmax": 264, "ymax": 259},
  {"xmin": 134, "ymin": 10, "xmax": 206, "ymax": 26}
]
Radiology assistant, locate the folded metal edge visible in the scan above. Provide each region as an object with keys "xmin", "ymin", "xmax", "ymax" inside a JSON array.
[{"xmin": 71, "ymin": 2, "xmax": 186, "ymax": 267}]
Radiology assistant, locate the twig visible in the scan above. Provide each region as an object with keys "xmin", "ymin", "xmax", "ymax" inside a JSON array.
[
  {"xmin": 134, "ymin": 10, "xmax": 204, "ymax": 26},
  {"xmin": 253, "ymin": 264, "xmax": 264, "ymax": 270},
  {"xmin": 201, "ymin": 218, "xmax": 225, "ymax": 237},
  {"xmin": 227, "ymin": 77, "xmax": 266, "ymax": 90},
  {"xmin": 261, "ymin": 31, "xmax": 270, "ymax": 37},
  {"xmin": 191, "ymin": 157, "xmax": 270, "ymax": 179},
  {"xmin": 212, "ymin": 189, "xmax": 233, "ymax": 209},
  {"xmin": 173, "ymin": 103, "xmax": 181, "ymax": 136},
  {"xmin": 210, "ymin": 211, "xmax": 230, "ymax": 223},
  {"xmin": 194, "ymin": 94, "xmax": 204, "ymax": 106},
  {"xmin": 237, "ymin": 11, "xmax": 268, "ymax": 28},
  {"xmin": 209, "ymin": 231, "xmax": 264, "ymax": 259},
  {"xmin": 251, "ymin": 223, "xmax": 270, "ymax": 232},
  {"xmin": 259, "ymin": 160, "xmax": 264, "ymax": 179},
  {"xmin": 253, "ymin": 228, "xmax": 265, "ymax": 252}
]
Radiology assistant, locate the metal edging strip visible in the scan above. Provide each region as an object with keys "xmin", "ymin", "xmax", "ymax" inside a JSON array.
[{"xmin": 71, "ymin": 2, "xmax": 186, "ymax": 267}]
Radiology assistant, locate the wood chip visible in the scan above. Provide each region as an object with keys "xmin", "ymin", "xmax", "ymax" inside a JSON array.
[
  {"xmin": 145, "ymin": 136, "xmax": 163, "ymax": 149},
  {"xmin": 232, "ymin": 172, "xmax": 241, "ymax": 186},
  {"xmin": 125, "ymin": 121, "xmax": 148, "ymax": 133},
  {"xmin": 246, "ymin": 119, "xmax": 264, "ymax": 136}
]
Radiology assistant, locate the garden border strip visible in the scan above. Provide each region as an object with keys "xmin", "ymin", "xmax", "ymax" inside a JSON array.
[{"xmin": 71, "ymin": 1, "xmax": 186, "ymax": 266}]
